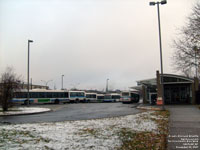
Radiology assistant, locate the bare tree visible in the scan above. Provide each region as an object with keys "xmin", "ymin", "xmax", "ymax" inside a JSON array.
[
  {"xmin": 173, "ymin": 2, "xmax": 200, "ymax": 77},
  {"xmin": 0, "ymin": 67, "xmax": 22, "ymax": 111}
]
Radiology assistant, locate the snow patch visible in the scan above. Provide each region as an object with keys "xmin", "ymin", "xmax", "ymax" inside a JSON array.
[
  {"xmin": 0, "ymin": 111, "xmax": 159, "ymax": 150},
  {"xmin": 0, "ymin": 107, "xmax": 50, "ymax": 116}
]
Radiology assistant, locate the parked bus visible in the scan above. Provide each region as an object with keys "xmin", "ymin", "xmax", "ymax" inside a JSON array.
[
  {"xmin": 12, "ymin": 89, "xmax": 69, "ymax": 105},
  {"xmin": 111, "ymin": 93, "xmax": 121, "ymax": 102},
  {"xmin": 96, "ymin": 94, "xmax": 104, "ymax": 102},
  {"xmin": 68, "ymin": 91, "xmax": 86, "ymax": 103},
  {"xmin": 120, "ymin": 91, "xmax": 140, "ymax": 104},
  {"xmin": 85, "ymin": 93, "xmax": 97, "ymax": 102},
  {"xmin": 103, "ymin": 93, "xmax": 116, "ymax": 102}
]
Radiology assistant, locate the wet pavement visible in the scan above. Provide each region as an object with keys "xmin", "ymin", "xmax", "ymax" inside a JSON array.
[{"xmin": 0, "ymin": 103, "xmax": 141, "ymax": 124}]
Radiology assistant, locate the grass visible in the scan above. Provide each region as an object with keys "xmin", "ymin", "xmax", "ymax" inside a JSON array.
[
  {"xmin": 117, "ymin": 110, "xmax": 170, "ymax": 150},
  {"xmin": 79, "ymin": 128, "xmax": 100, "ymax": 138},
  {"xmin": 0, "ymin": 110, "xmax": 170, "ymax": 150},
  {"xmin": 0, "ymin": 128, "xmax": 51, "ymax": 149}
]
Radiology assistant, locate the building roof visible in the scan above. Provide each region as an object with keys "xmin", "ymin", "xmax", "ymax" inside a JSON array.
[{"xmin": 130, "ymin": 74, "xmax": 194, "ymax": 90}]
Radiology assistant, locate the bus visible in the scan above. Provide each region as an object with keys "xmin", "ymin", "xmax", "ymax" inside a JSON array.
[
  {"xmin": 68, "ymin": 91, "xmax": 86, "ymax": 103},
  {"xmin": 103, "ymin": 93, "xmax": 116, "ymax": 102},
  {"xmin": 120, "ymin": 91, "xmax": 140, "ymax": 104},
  {"xmin": 12, "ymin": 89, "xmax": 69, "ymax": 105},
  {"xmin": 96, "ymin": 94, "xmax": 104, "ymax": 102},
  {"xmin": 85, "ymin": 93, "xmax": 97, "ymax": 102},
  {"xmin": 111, "ymin": 93, "xmax": 121, "ymax": 102}
]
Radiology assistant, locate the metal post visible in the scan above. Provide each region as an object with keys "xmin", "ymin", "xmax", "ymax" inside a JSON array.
[
  {"xmin": 157, "ymin": 3, "xmax": 165, "ymax": 110},
  {"xmin": 31, "ymin": 78, "xmax": 32, "ymax": 90},
  {"xmin": 150, "ymin": 0, "xmax": 166, "ymax": 110},
  {"xmin": 61, "ymin": 75, "xmax": 64, "ymax": 90},
  {"xmin": 27, "ymin": 40, "xmax": 33, "ymax": 106},
  {"xmin": 106, "ymin": 79, "xmax": 109, "ymax": 93}
]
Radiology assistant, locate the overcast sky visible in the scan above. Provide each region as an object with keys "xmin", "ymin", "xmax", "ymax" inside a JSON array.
[{"xmin": 0, "ymin": 0, "xmax": 197, "ymax": 90}]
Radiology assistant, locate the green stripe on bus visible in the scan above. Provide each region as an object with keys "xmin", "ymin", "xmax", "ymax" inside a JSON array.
[{"xmin": 38, "ymin": 99, "xmax": 51, "ymax": 103}]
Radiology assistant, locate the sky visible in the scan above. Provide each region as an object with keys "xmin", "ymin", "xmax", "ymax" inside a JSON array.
[{"xmin": 0, "ymin": 0, "xmax": 197, "ymax": 90}]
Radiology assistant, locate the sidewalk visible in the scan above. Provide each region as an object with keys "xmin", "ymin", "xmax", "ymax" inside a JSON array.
[{"xmin": 167, "ymin": 105, "xmax": 200, "ymax": 150}]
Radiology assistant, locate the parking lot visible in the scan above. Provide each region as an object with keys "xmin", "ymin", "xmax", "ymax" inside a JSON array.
[{"xmin": 0, "ymin": 103, "xmax": 141, "ymax": 124}]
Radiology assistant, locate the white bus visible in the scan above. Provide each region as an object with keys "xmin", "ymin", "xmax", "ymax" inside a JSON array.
[
  {"xmin": 120, "ymin": 91, "xmax": 140, "ymax": 104},
  {"xmin": 68, "ymin": 91, "xmax": 86, "ymax": 103},
  {"xmin": 12, "ymin": 89, "xmax": 69, "ymax": 105},
  {"xmin": 111, "ymin": 93, "xmax": 121, "ymax": 102},
  {"xmin": 103, "ymin": 93, "xmax": 116, "ymax": 102},
  {"xmin": 96, "ymin": 94, "xmax": 104, "ymax": 102},
  {"xmin": 85, "ymin": 93, "xmax": 97, "ymax": 102}
]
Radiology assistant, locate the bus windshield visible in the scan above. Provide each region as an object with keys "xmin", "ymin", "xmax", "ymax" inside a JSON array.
[{"xmin": 122, "ymin": 92, "xmax": 129, "ymax": 97}]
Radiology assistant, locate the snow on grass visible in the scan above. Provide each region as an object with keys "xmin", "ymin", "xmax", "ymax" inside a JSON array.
[
  {"xmin": 0, "ymin": 111, "xmax": 159, "ymax": 150},
  {"xmin": 0, "ymin": 107, "xmax": 50, "ymax": 116}
]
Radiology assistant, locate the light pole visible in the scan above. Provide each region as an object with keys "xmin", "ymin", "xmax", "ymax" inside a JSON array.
[
  {"xmin": 61, "ymin": 75, "xmax": 64, "ymax": 90},
  {"xmin": 27, "ymin": 39, "xmax": 33, "ymax": 106},
  {"xmin": 149, "ymin": 0, "xmax": 167, "ymax": 110},
  {"xmin": 106, "ymin": 78, "xmax": 109, "ymax": 93},
  {"xmin": 41, "ymin": 80, "xmax": 53, "ymax": 89}
]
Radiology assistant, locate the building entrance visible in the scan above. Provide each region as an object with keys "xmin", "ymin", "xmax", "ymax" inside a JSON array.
[{"xmin": 164, "ymin": 84, "xmax": 191, "ymax": 104}]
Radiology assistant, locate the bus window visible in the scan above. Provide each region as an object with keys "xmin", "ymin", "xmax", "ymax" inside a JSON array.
[
  {"xmin": 64, "ymin": 92, "xmax": 68, "ymax": 98},
  {"xmin": 53, "ymin": 92, "xmax": 59, "ymax": 98},
  {"xmin": 70, "ymin": 92, "xmax": 76, "ymax": 97},
  {"xmin": 122, "ymin": 92, "xmax": 129, "ymax": 97},
  {"xmin": 46, "ymin": 92, "xmax": 53, "ymax": 98},
  {"xmin": 21, "ymin": 92, "xmax": 27, "ymax": 98},
  {"xmin": 30, "ymin": 92, "xmax": 39, "ymax": 98},
  {"xmin": 59, "ymin": 92, "xmax": 65, "ymax": 98},
  {"xmin": 39, "ymin": 92, "xmax": 46, "ymax": 98},
  {"xmin": 78, "ymin": 92, "xmax": 84, "ymax": 97}
]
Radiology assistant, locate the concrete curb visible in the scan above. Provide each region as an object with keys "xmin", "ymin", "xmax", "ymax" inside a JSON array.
[{"xmin": 136, "ymin": 104, "xmax": 162, "ymax": 111}]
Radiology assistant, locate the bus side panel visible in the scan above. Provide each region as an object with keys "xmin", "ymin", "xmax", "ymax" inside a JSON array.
[
  {"xmin": 50, "ymin": 98, "xmax": 70, "ymax": 103},
  {"xmin": 38, "ymin": 98, "xmax": 51, "ymax": 103},
  {"xmin": 12, "ymin": 99, "xmax": 25, "ymax": 104},
  {"xmin": 121, "ymin": 97, "xmax": 132, "ymax": 103}
]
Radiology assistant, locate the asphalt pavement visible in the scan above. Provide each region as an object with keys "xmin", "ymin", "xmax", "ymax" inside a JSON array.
[{"xmin": 0, "ymin": 103, "xmax": 141, "ymax": 124}]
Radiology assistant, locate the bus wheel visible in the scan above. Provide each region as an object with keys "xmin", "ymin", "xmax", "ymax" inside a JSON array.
[
  {"xmin": 75, "ymin": 99, "xmax": 79, "ymax": 103},
  {"xmin": 54, "ymin": 99, "xmax": 60, "ymax": 104}
]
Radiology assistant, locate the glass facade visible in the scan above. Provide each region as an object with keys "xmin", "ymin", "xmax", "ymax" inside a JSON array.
[{"xmin": 164, "ymin": 84, "xmax": 191, "ymax": 104}]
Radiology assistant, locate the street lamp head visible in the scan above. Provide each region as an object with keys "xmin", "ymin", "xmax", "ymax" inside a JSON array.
[
  {"xmin": 150, "ymin": 1, "xmax": 167, "ymax": 6},
  {"xmin": 149, "ymin": 2, "xmax": 156, "ymax": 6},
  {"xmin": 161, "ymin": 0, "xmax": 167, "ymax": 5},
  {"xmin": 28, "ymin": 40, "xmax": 33, "ymax": 43}
]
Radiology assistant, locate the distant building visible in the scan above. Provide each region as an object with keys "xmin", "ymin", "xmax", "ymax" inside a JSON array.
[{"xmin": 20, "ymin": 83, "xmax": 49, "ymax": 90}]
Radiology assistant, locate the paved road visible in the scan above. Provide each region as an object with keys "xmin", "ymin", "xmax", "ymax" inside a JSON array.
[{"xmin": 0, "ymin": 103, "xmax": 141, "ymax": 124}]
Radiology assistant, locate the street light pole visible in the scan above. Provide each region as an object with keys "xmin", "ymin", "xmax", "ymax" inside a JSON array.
[
  {"xmin": 150, "ymin": 0, "xmax": 167, "ymax": 110},
  {"xmin": 27, "ymin": 39, "xmax": 33, "ymax": 106},
  {"xmin": 106, "ymin": 79, "xmax": 108, "ymax": 93},
  {"xmin": 61, "ymin": 75, "xmax": 64, "ymax": 90}
]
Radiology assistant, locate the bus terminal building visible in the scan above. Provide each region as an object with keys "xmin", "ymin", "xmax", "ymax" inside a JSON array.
[{"xmin": 131, "ymin": 71, "xmax": 200, "ymax": 105}]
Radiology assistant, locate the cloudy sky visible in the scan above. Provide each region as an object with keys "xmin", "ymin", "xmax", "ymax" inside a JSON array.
[{"xmin": 0, "ymin": 0, "xmax": 197, "ymax": 90}]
